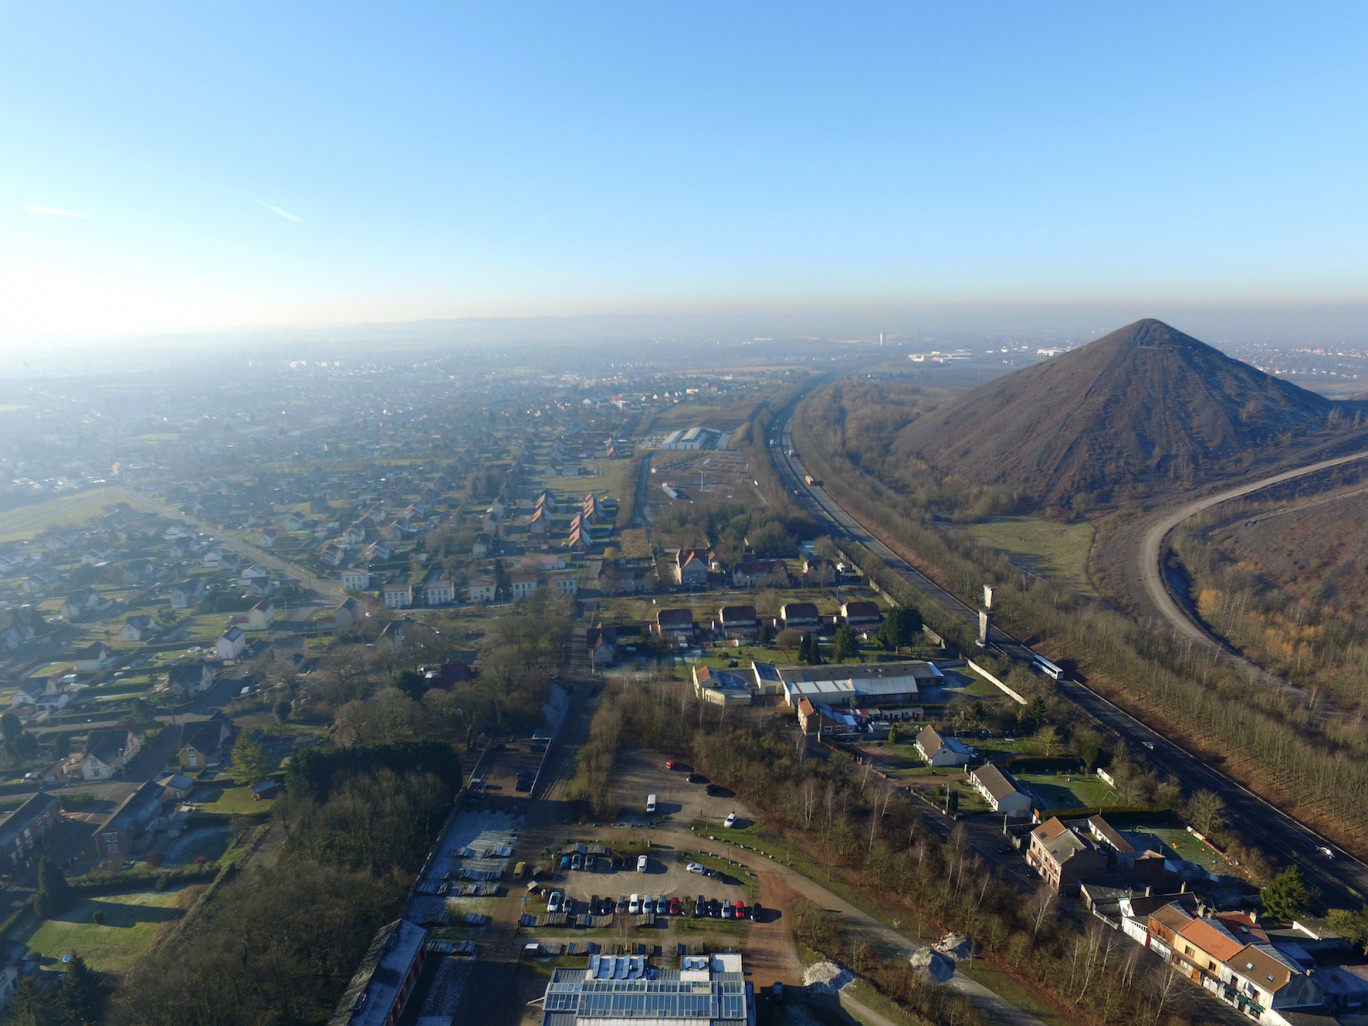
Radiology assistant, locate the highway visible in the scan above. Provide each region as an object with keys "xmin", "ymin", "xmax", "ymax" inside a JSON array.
[{"xmin": 766, "ymin": 399, "xmax": 1368, "ymax": 912}]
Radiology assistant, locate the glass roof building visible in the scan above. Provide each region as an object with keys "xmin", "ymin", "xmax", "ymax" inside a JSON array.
[{"xmin": 540, "ymin": 952, "xmax": 753, "ymax": 1026}]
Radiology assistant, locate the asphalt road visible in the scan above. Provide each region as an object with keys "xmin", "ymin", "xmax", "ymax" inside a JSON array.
[{"xmin": 768, "ymin": 403, "xmax": 1368, "ymax": 911}]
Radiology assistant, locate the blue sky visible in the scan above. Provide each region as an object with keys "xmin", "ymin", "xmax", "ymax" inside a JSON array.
[{"xmin": 3, "ymin": 2, "xmax": 1366, "ymax": 346}]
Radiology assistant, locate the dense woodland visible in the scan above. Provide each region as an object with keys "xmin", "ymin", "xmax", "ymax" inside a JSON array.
[
  {"xmin": 793, "ymin": 383, "xmax": 1368, "ymax": 854},
  {"xmin": 106, "ymin": 741, "xmax": 461, "ymax": 1025}
]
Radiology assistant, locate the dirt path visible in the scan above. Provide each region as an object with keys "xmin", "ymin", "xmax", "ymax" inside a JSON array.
[{"xmin": 747, "ymin": 872, "xmax": 805, "ymax": 987}]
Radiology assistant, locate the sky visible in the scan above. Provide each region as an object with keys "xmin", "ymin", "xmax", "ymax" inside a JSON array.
[{"xmin": 3, "ymin": 2, "xmax": 1367, "ymax": 348}]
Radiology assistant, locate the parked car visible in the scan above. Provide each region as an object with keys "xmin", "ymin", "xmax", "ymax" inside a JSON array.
[
  {"xmin": 616, "ymin": 895, "xmax": 628, "ymax": 913},
  {"xmin": 721, "ymin": 900, "xmax": 733, "ymax": 919},
  {"xmin": 686, "ymin": 862, "xmax": 705, "ymax": 874},
  {"xmin": 665, "ymin": 759, "xmax": 678, "ymax": 770},
  {"xmin": 708, "ymin": 899, "xmax": 722, "ymax": 918},
  {"xmin": 629, "ymin": 893, "xmax": 641, "ymax": 914},
  {"xmin": 724, "ymin": 811, "xmax": 737, "ymax": 828},
  {"xmin": 669, "ymin": 896, "xmax": 681, "ymax": 916},
  {"xmin": 695, "ymin": 894, "xmax": 706, "ymax": 917},
  {"xmin": 750, "ymin": 901, "xmax": 763, "ymax": 921},
  {"xmin": 733, "ymin": 902, "xmax": 745, "ymax": 920},
  {"xmin": 548, "ymin": 891, "xmax": 563, "ymax": 914},
  {"xmin": 586, "ymin": 854, "xmax": 596, "ymax": 871},
  {"xmin": 687, "ymin": 773, "xmax": 708, "ymax": 785},
  {"xmin": 571, "ymin": 854, "xmax": 583, "ymax": 870},
  {"xmin": 637, "ymin": 854, "xmax": 649, "ymax": 872},
  {"xmin": 656, "ymin": 896, "xmax": 668, "ymax": 915}
]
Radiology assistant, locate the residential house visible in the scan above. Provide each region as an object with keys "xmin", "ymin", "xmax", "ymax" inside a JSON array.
[
  {"xmin": 425, "ymin": 579, "xmax": 455, "ymax": 606},
  {"xmin": 750, "ymin": 661, "xmax": 785, "ymax": 697},
  {"xmin": 341, "ymin": 567, "xmax": 371, "ymax": 591},
  {"xmin": 121, "ymin": 615, "xmax": 154, "ymax": 642},
  {"xmin": 82, "ymin": 728, "xmax": 143, "ymax": 781},
  {"xmin": 674, "ymin": 547, "xmax": 710, "ymax": 587},
  {"xmin": 176, "ymin": 715, "xmax": 233, "ymax": 771},
  {"xmin": 510, "ymin": 573, "xmax": 539, "ymax": 600},
  {"xmin": 470, "ymin": 536, "xmax": 491, "ymax": 559},
  {"xmin": 801, "ymin": 558, "xmax": 838, "ymax": 587},
  {"xmin": 216, "ymin": 626, "xmax": 247, "ymax": 662},
  {"xmin": 692, "ymin": 666, "xmax": 753, "ymax": 706},
  {"xmin": 968, "ymin": 763, "xmax": 1032, "ymax": 818},
  {"xmin": 654, "ymin": 608, "xmax": 695, "ymax": 643},
  {"xmin": 247, "ymin": 599, "xmax": 275, "ymax": 630},
  {"xmin": 169, "ymin": 578, "xmax": 206, "ymax": 610},
  {"xmin": 717, "ymin": 605, "xmax": 758, "ymax": 641},
  {"xmin": 334, "ymin": 596, "xmax": 359, "ymax": 626},
  {"xmin": 914, "ymin": 726, "xmax": 972, "ymax": 767},
  {"xmin": 467, "ymin": 577, "xmax": 497, "ymax": 604},
  {"xmin": 565, "ymin": 524, "xmax": 591, "ymax": 553},
  {"xmin": 731, "ymin": 560, "xmax": 789, "ymax": 589},
  {"xmin": 0, "ymin": 792, "xmax": 62, "ymax": 867},
  {"xmin": 94, "ymin": 780, "xmax": 168, "ymax": 858},
  {"xmin": 598, "ymin": 563, "xmax": 653, "ymax": 596},
  {"xmin": 546, "ymin": 572, "xmax": 578, "ymax": 597},
  {"xmin": 155, "ymin": 773, "xmax": 195, "ymax": 801},
  {"xmin": 1027, "ymin": 817, "xmax": 1108, "ymax": 894},
  {"xmin": 840, "ymin": 600, "xmax": 883, "ymax": 627},
  {"xmin": 283, "ymin": 512, "xmax": 306, "ymax": 531},
  {"xmin": 259, "ymin": 529, "xmax": 278, "ymax": 548},
  {"xmin": 798, "ymin": 698, "xmax": 862, "ymax": 738},
  {"xmin": 382, "ymin": 582, "xmax": 413, "ymax": 609},
  {"xmin": 71, "ymin": 642, "xmax": 113, "ymax": 672},
  {"xmin": 165, "ymin": 662, "xmax": 214, "ymax": 697},
  {"xmin": 1221, "ymin": 943, "xmax": 1324, "ymax": 1023},
  {"xmin": 9, "ymin": 678, "xmax": 68, "ymax": 712},
  {"xmin": 779, "ymin": 602, "xmax": 821, "ymax": 630},
  {"xmin": 60, "ymin": 589, "xmax": 111, "ymax": 621},
  {"xmin": 586, "ymin": 624, "xmax": 618, "ymax": 668}
]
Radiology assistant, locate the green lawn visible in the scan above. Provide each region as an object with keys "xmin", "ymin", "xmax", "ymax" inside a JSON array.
[
  {"xmin": 961, "ymin": 518, "xmax": 1098, "ymax": 598},
  {"xmin": 19, "ymin": 887, "xmax": 195, "ymax": 974},
  {"xmin": 1016, "ymin": 773, "xmax": 1114, "ymax": 810},
  {"xmin": 0, "ymin": 490, "xmax": 125, "ymax": 543},
  {"xmin": 193, "ymin": 783, "xmax": 275, "ymax": 817}
]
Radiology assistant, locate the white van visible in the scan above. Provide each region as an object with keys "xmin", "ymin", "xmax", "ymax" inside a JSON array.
[{"xmin": 646, "ymin": 794, "xmax": 657, "ymax": 814}]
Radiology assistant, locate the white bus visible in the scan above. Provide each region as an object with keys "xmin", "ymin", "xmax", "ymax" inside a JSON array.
[{"xmin": 1032, "ymin": 654, "xmax": 1065, "ymax": 680}]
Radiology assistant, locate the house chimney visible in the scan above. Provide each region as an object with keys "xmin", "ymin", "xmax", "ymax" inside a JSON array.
[
  {"xmin": 1180, "ymin": 881, "xmax": 1187, "ymax": 894},
  {"xmin": 1145, "ymin": 885, "xmax": 1152, "ymax": 898},
  {"xmin": 1249, "ymin": 911, "xmax": 1257, "ymax": 925}
]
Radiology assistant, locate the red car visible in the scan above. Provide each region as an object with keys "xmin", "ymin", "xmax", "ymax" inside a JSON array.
[
  {"xmin": 733, "ymin": 902, "xmax": 746, "ymax": 920},
  {"xmin": 665, "ymin": 759, "xmax": 678, "ymax": 770},
  {"xmin": 669, "ymin": 897, "xmax": 680, "ymax": 916}
]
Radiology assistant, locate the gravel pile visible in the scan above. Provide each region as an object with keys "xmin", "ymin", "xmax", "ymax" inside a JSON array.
[
  {"xmin": 908, "ymin": 947, "xmax": 954, "ymax": 982},
  {"xmin": 935, "ymin": 933, "xmax": 976, "ymax": 961},
  {"xmin": 802, "ymin": 961, "xmax": 854, "ymax": 994}
]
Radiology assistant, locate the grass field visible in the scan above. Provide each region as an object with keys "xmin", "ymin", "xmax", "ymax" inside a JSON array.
[
  {"xmin": 19, "ymin": 886, "xmax": 197, "ymax": 974},
  {"xmin": 0, "ymin": 490, "xmax": 125, "ymax": 544},
  {"xmin": 961, "ymin": 518, "xmax": 1097, "ymax": 597}
]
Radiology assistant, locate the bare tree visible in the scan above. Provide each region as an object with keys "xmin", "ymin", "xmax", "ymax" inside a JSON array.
[{"xmin": 1026, "ymin": 884, "xmax": 1057, "ymax": 940}]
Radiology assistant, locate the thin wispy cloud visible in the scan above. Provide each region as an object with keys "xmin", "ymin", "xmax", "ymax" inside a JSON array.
[
  {"xmin": 257, "ymin": 201, "xmax": 301, "ymax": 222},
  {"xmin": 24, "ymin": 204, "xmax": 89, "ymax": 218}
]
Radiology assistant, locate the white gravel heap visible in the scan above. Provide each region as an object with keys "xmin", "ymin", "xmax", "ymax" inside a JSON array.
[
  {"xmin": 908, "ymin": 948, "xmax": 954, "ymax": 982},
  {"xmin": 802, "ymin": 961, "xmax": 854, "ymax": 994},
  {"xmin": 934, "ymin": 933, "xmax": 976, "ymax": 961}
]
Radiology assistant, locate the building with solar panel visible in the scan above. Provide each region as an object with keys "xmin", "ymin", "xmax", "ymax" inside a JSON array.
[{"xmin": 540, "ymin": 951, "xmax": 753, "ymax": 1026}]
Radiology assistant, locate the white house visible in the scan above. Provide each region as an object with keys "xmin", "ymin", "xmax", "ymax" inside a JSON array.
[
  {"xmin": 215, "ymin": 626, "xmax": 246, "ymax": 662},
  {"xmin": 341, "ymin": 567, "xmax": 371, "ymax": 591},
  {"xmin": 382, "ymin": 582, "xmax": 413, "ymax": 609}
]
